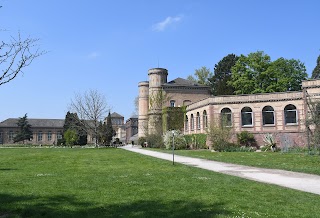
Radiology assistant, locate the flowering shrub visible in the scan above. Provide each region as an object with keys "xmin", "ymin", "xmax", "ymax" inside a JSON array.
[{"xmin": 163, "ymin": 130, "xmax": 187, "ymax": 150}]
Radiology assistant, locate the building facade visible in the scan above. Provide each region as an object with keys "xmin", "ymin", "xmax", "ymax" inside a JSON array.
[
  {"xmin": 185, "ymin": 80, "xmax": 320, "ymax": 147},
  {"xmin": 138, "ymin": 68, "xmax": 211, "ymax": 138},
  {"xmin": 138, "ymin": 67, "xmax": 320, "ymax": 147},
  {"xmin": 125, "ymin": 116, "xmax": 138, "ymax": 144},
  {"xmin": 0, "ymin": 119, "xmax": 64, "ymax": 145}
]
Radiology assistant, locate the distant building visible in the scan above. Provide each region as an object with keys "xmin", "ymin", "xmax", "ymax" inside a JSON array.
[
  {"xmin": 125, "ymin": 116, "xmax": 138, "ymax": 144},
  {"xmin": 106, "ymin": 112, "xmax": 126, "ymax": 143},
  {"xmin": 0, "ymin": 118, "xmax": 64, "ymax": 145}
]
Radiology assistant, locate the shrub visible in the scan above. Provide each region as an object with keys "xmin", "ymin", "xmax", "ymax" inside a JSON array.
[
  {"xmin": 145, "ymin": 134, "xmax": 163, "ymax": 148},
  {"xmin": 263, "ymin": 133, "xmax": 277, "ymax": 151},
  {"xmin": 207, "ymin": 122, "xmax": 233, "ymax": 151},
  {"xmin": 184, "ymin": 134, "xmax": 207, "ymax": 149},
  {"xmin": 237, "ymin": 131, "xmax": 257, "ymax": 147},
  {"xmin": 138, "ymin": 137, "xmax": 146, "ymax": 147},
  {"xmin": 163, "ymin": 130, "xmax": 187, "ymax": 150}
]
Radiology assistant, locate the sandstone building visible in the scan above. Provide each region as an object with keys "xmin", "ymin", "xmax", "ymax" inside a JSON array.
[{"xmin": 138, "ymin": 67, "xmax": 320, "ymax": 147}]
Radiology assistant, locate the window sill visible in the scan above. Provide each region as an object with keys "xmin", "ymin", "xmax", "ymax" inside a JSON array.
[
  {"xmin": 263, "ymin": 124, "xmax": 276, "ymax": 127},
  {"xmin": 285, "ymin": 123, "xmax": 299, "ymax": 126},
  {"xmin": 242, "ymin": 125, "xmax": 253, "ymax": 128}
]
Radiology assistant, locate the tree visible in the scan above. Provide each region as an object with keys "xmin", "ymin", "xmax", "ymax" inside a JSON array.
[
  {"xmin": 229, "ymin": 51, "xmax": 307, "ymax": 94},
  {"xmin": 64, "ymin": 129, "xmax": 79, "ymax": 148},
  {"xmin": 105, "ymin": 112, "xmax": 116, "ymax": 145},
  {"xmin": 1, "ymin": 6, "xmax": 45, "ymax": 86},
  {"xmin": 13, "ymin": 114, "xmax": 33, "ymax": 143},
  {"xmin": 69, "ymin": 89, "xmax": 109, "ymax": 147},
  {"xmin": 63, "ymin": 112, "xmax": 87, "ymax": 145},
  {"xmin": 311, "ymin": 55, "xmax": 320, "ymax": 79},
  {"xmin": 187, "ymin": 66, "xmax": 212, "ymax": 85},
  {"xmin": 208, "ymin": 54, "xmax": 238, "ymax": 95},
  {"xmin": 265, "ymin": 57, "xmax": 307, "ymax": 92}
]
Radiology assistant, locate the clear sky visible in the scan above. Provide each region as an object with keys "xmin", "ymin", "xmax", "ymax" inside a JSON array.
[{"xmin": 0, "ymin": 0, "xmax": 319, "ymax": 122}]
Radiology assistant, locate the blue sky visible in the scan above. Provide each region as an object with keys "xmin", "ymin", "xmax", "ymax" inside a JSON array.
[{"xmin": 0, "ymin": 0, "xmax": 319, "ymax": 122}]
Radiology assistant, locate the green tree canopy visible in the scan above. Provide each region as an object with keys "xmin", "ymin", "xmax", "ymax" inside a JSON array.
[
  {"xmin": 209, "ymin": 54, "xmax": 238, "ymax": 95},
  {"xmin": 187, "ymin": 66, "xmax": 212, "ymax": 85},
  {"xmin": 63, "ymin": 112, "xmax": 87, "ymax": 145},
  {"xmin": 229, "ymin": 51, "xmax": 307, "ymax": 94},
  {"xmin": 64, "ymin": 129, "xmax": 79, "ymax": 147},
  {"xmin": 13, "ymin": 114, "xmax": 33, "ymax": 143},
  {"xmin": 311, "ymin": 55, "xmax": 320, "ymax": 79}
]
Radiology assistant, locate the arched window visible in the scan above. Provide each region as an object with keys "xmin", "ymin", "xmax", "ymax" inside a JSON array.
[
  {"xmin": 221, "ymin": 108, "xmax": 232, "ymax": 127},
  {"xmin": 170, "ymin": 100, "xmax": 175, "ymax": 107},
  {"xmin": 241, "ymin": 107, "xmax": 253, "ymax": 126},
  {"xmin": 196, "ymin": 112, "xmax": 201, "ymax": 130},
  {"xmin": 203, "ymin": 110, "xmax": 208, "ymax": 129},
  {"xmin": 185, "ymin": 115, "xmax": 189, "ymax": 131},
  {"xmin": 191, "ymin": 114, "xmax": 194, "ymax": 131},
  {"xmin": 262, "ymin": 106, "xmax": 275, "ymax": 125},
  {"xmin": 284, "ymin": 104, "xmax": 297, "ymax": 124}
]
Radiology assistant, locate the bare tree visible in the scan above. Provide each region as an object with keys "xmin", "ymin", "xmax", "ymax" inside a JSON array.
[
  {"xmin": 0, "ymin": 32, "xmax": 45, "ymax": 86},
  {"xmin": 69, "ymin": 89, "xmax": 109, "ymax": 147}
]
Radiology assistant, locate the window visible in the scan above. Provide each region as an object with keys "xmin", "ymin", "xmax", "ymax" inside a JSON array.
[
  {"xmin": 221, "ymin": 108, "xmax": 232, "ymax": 127},
  {"xmin": 8, "ymin": 131, "xmax": 14, "ymax": 141},
  {"xmin": 241, "ymin": 107, "xmax": 253, "ymax": 126},
  {"xmin": 191, "ymin": 114, "xmax": 194, "ymax": 130},
  {"xmin": 170, "ymin": 100, "xmax": 175, "ymax": 107},
  {"xmin": 185, "ymin": 115, "xmax": 189, "ymax": 131},
  {"xmin": 196, "ymin": 112, "xmax": 201, "ymax": 130},
  {"xmin": 262, "ymin": 106, "xmax": 275, "ymax": 125},
  {"xmin": 203, "ymin": 110, "xmax": 208, "ymax": 129},
  {"xmin": 38, "ymin": 131, "xmax": 43, "ymax": 141},
  {"xmin": 57, "ymin": 131, "xmax": 62, "ymax": 140},
  {"xmin": 284, "ymin": 104, "xmax": 297, "ymax": 124},
  {"xmin": 47, "ymin": 131, "xmax": 52, "ymax": 141}
]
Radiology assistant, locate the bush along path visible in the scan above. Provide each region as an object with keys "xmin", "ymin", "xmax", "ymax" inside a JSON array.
[{"xmin": 121, "ymin": 145, "xmax": 320, "ymax": 195}]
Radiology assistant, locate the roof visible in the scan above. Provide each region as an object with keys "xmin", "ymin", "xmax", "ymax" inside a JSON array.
[
  {"xmin": 0, "ymin": 118, "xmax": 65, "ymax": 128},
  {"xmin": 111, "ymin": 112, "xmax": 124, "ymax": 118},
  {"xmin": 162, "ymin": 77, "xmax": 209, "ymax": 88}
]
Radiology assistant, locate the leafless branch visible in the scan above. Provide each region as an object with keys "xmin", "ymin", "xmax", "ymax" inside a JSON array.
[
  {"xmin": 0, "ymin": 32, "xmax": 46, "ymax": 86},
  {"xmin": 69, "ymin": 89, "xmax": 109, "ymax": 146}
]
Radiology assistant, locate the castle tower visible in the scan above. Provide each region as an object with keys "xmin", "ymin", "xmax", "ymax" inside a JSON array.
[
  {"xmin": 138, "ymin": 81, "xmax": 149, "ymax": 138},
  {"xmin": 147, "ymin": 68, "xmax": 168, "ymax": 135}
]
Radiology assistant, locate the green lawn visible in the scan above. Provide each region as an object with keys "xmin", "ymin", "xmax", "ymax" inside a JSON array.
[
  {"xmin": 149, "ymin": 149, "xmax": 320, "ymax": 176},
  {"xmin": 0, "ymin": 148, "xmax": 319, "ymax": 217}
]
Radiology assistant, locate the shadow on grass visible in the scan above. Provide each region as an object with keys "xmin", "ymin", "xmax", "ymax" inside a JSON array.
[
  {"xmin": 0, "ymin": 193, "xmax": 231, "ymax": 217},
  {"xmin": 0, "ymin": 168, "xmax": 17, "ymax": 171}
]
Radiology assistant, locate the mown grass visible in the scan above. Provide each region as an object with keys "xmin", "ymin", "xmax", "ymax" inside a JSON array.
[
  {"xmin": 0, "ymin": 148, "xmax": 319, "ymax": 217},
  {"xmin": 150, "ymin": 149, "xmax": 320, "ymax": 176}
]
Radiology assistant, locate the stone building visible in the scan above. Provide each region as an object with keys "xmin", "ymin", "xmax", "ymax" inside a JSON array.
[
  {"xmin": 108, "ymin": 112, "xmax": 126, "ymax": 143},
  {"xmin": 138, "ymin": 68, "xmax": 211, "ymax": 138},
  {"xmin": 125, "ymin": 116, "xmax": 138, "ymax": 144},
  {"xmin": 138, "ymin": 67, "xmax": 320, "ymax": 147},
  {"xmin": 0, "ymin": 118, "xmax": 64, "ymax": 145}
]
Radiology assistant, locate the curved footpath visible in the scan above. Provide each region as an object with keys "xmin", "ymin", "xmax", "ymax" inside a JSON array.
[{"xmin": 120, "ymin": 145, "xmax": 320, "ymax": 195}]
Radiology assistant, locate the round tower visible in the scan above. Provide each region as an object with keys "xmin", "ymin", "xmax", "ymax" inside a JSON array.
[
  {"xmin": 138, "ymin": 81, "xmax": 149, "ymax": 138},
  {"xmin": 147, "ymin": 68, "xmax": 168, "ymax": 135}
]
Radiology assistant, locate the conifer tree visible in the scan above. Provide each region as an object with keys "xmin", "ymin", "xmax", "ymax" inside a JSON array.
[
  {"xmin": 13, "ymin": 114, "xmax": 33, "ymax": 143},
  {"xmin": 105, "ymin": 112, "xmax": 116, "ymax": 145}
]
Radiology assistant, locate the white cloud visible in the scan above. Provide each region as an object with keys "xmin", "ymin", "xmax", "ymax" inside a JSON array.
[
  {"xmin": 152, "ymin": 15, "xmax": 183, "ymax": 32},
  {"xmin": 87, "ymin": 52, "xmax": 100, "ymax": 59}
]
